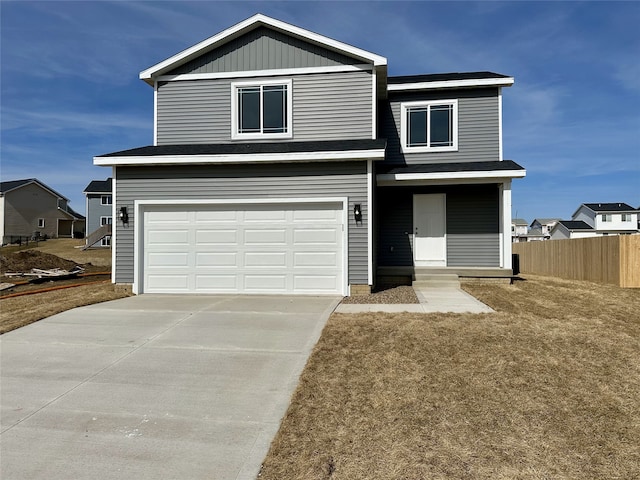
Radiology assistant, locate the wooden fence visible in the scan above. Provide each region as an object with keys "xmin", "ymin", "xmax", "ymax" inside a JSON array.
[{"xmin": 513, "ymin": 235, "xmax": 640, "ymax": 288}]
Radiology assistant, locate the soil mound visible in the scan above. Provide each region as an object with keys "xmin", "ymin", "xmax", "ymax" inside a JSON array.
[{"xmin": 0, "ymin": 250, "xmax": 80, "ymax": 274}]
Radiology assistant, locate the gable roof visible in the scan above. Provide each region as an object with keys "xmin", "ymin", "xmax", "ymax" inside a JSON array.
[
  {"xmin": 388, "ymin": 71, "xmax": 514, "ymax": 91},
  {"xmin": 0, "ymin": 178, "xmax": 68, "ymax": 201},
  {"xmin": 140, "ymin": 14, "xmax": 387, "ymax": 85},
  {"xmin": 581, "ymin": 203, "xmax": 637, "ymax": 212},
  {"xmin": 556, "ymin": 220, "xmax": 593, "ymax": 231},
  {"xmin": 530, "ymin": 218, "xmax": 560, "ymax": 227},
  {"xmin": 512, "ymin": 218, "xmax": 528, "ymax": 225},
  {"xmin": 84, "ymin": 178, "xmax": 112, "ymax": 194}
]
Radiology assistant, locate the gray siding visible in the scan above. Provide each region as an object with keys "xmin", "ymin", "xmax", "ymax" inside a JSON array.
[
  {"xmin": 86, "ymin": 195, "xmax": 112, "ymax": 234},
  {"xmin": 380, "ymin": 88, "xmax": 500, "ymax": 166},
  {"xmin": 2, "ymin": 184, "xmax": 62, "ymax": 239},
  {"xmin": 114, "ymin": 162, "xmax": 369, "ymax": 285},
  {"xmin": 377, "ymin": 185, "xmax": 500, "ymax": 267},
  {"xmin": 167, "ymin": 27, "xmax": 359, "ymax": 75},
  {"xmin": 156, "ymin": 70, "xmax": 373, "ymax": 144}
]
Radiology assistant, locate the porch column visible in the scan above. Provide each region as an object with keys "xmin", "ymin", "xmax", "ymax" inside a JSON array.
[{"xmin": 500, "ymin": 180, "xmax": 513, "ymax": 269}]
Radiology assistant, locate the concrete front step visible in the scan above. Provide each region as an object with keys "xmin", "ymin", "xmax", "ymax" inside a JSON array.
[{"xmin": 413, "ymin": 273, "xmax": 460, "ymax": 288}]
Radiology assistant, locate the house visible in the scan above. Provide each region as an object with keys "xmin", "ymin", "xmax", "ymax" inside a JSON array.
[
  {"xmin": 511, "ymin": 218, "xmax": 528, "ymax": 242},
  {"xmin": 0, "ymin": 178, "xmax": 85, "ymax": 244},
  {"xmin": 83, "ymin": 178, "xmax": 113, "ymax": 247},
  {"xmin": 550, "ymin": 203, "xmax": 639, "ymax": 240},
  {"xmin": 530, "ymin": 218, "xmax": 560, "ymax": 239},
  {"xmin": 93, "ymin": 14, "xmax": 526, "ymax": 296}
]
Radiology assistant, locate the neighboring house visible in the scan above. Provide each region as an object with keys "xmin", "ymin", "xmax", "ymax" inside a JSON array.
[
  {"xmin": 83, "ymin": 178, "xmax": 113, "ymax": 247},
  {"xmin": 550, "ymin": 220, "xmax": 595, "ymax": 240},
  {"xmin": 511, "ymin": 218, "xmax": 528, "ymax": 242},
  {"xmin": 530, "ymin": 218, "xmax": 560, "ymax": 239},
  {"xmin": 571, "ymin": 203, "xmax": 639, "ymax": 235},
  {"xmin": 0, "ymin": 178, "xmax": 85, "ymax": 244},
  {"xmin": 521, "ymin": 227, "xmax": 545, "ymax": 242},
  {"xmin": 93, "ymin": 14, "xmax": 526, "ymax": 296}
]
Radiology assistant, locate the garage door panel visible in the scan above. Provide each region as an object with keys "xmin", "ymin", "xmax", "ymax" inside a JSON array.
[{"xmin": 143, "ymin": 202, "xmax": 344, "ymax": 295}]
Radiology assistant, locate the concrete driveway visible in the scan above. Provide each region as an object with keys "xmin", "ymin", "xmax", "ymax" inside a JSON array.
[{"xmin": 1, "ymin": 294, "xmax": 340, "ymax": 480}]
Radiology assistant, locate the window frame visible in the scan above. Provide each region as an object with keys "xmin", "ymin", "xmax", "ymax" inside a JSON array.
[
  {"xmin": 231, "ymin": 79, "xmax": 293, "ymax": 140},
  {"xmin": 101, "ymin": 236, "xmax": 111, "ymax": 247},
  {"xmin": 101, "ymin": 195, "xmax": 112, "ymax": 206},
  {"xmin": 621, "ymin": 213, "xmax": 632, "ymax": 222},
  {"xmin": 100, "ymin": 216, "xmax": 113, "ymax": 226},
  {"xmin": 400, "ymin": 99, "xmax": 458, "ymax": 154},
  {"xmin": 601, "ymin": 214, "xmax": 612, "ymax": 222},
  {"xmin": 37, "ymin": 218, "xmax": 45, "ymax": 228}
]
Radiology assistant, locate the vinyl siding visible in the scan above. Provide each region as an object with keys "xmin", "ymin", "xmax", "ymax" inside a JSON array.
[
  {"xmin": 86, "ymin": 195, "xmax": 112, "ymax": 234},
  {"xmin": 377, "ymin": 184, "xmax": 500, "ymax": 267},
  {"xmin": 2, "ymin": 184, "xmax": 61, "ymax": 239},
  {"xmin": 380, "ymin": 88, "xmax": 500, "ymax": 166},
  {"xmin": 114, "ymin": 162, "xmax": 369, "ymax": 285},
  {"xmin": 156, "ymin": 70, "xmax": 373, "ymax": 144},
  {"xmin": 166, "ymin": 26, "xmax": 360, "ymax": 75}
]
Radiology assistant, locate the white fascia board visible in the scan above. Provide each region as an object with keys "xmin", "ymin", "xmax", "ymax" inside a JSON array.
[
  {"xmin": 388, "ymin": 77, "xmax": 515, "ymax": 92},
  {"xmin": 377, "ymin": 169, "xmax": 526, "ymax": 182},
  {"xmin": 157, "ymin": 64, "xmax": 372, "ymax": 83},
  {"xmin": 140, "ymin": 14, "xmax": 386, "ymax": 83},
  {"xmin": 94, "ymin": 149, "xmax": 386, "ymax": 166}
]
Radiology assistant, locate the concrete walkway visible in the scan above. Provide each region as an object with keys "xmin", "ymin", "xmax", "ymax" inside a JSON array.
[
  {"xmin": 1, "ymin": 294, "xmax": 340, "ymax": 480},
  {"xmin": 335, "ymin": 285, "xmax": 494, "ymax": 314}
]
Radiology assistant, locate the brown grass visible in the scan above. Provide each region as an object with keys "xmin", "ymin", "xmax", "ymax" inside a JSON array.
[
  {"xmin": 30, "ymin": 238, "xmax": 112, "ymax": 267},
  {"xmin": 259, "ymin": 275, "xmax": 640, "ymax": 479}
]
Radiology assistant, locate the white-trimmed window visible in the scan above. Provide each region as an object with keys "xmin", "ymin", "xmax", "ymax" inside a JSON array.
[
  {"xmin": 602, "ymin": 214, "xmax": 612, "ymax": 222},
  {"xmin": 101, "ymin": 195, "xmax": 112, "ymax": 205},
  {"xmin": 101, "ymin": 236, "xmax": 111, "ymax": 247},
  {"xmin": 401, "ymin": 99, "xmax": 458, "ymax": 153},
  {"xmin": 100, "ymin": 216, "xmax": 112, "ymax": 226},
  {"xmin": 37, "ymin": 218, "xmax": 45, "ymax": 228},
  {"xmin": 621, "ymin": 213, "xmax": 632, "ymax": 222},
  {"xmin": 231, "ymin": 79, "xmax": 292, "ymax": 140}
]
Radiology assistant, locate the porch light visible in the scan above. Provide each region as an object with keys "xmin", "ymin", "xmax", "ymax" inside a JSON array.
[
  {"xmin": 354, "ymin": 204, "xmax": 362, "ymax": 223},
  {"xmin": 119, "ymin": 206, "xmax": 129, "ymax": 225}
]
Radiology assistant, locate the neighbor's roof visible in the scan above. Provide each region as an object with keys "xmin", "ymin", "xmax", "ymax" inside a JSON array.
[
  {"xmin": 0, "ymin": 178, "xmax": 68, "ymax": 201},
  {"xmin": 556, "ymin": 220, "xmax": 593, "ymax": 231},
  {"xmin": 388, "ymin": 71, "xmax": 514, "ymax": 91},
  {"xmin": 139, "ymin": 13, "xmax": 387, "ymax": 85},
  {"xmin": 83, "ymin": 178, "xmax": 112, "ymax": 194},
  {"xmin": 531, "ymin": 218, "xmax": 561, "ymax": 226},
  {"xmin": 512, "ymin": 218, "xmax": 528, "ymax": 225},
  {"xmin": 582, "ymin": 203, "xmax": 637, "ymax": 212}
]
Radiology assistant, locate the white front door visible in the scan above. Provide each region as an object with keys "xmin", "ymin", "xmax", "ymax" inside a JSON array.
[{"xmin": 413, "ymin": 194, "xmax": 446, "ymax": 266}]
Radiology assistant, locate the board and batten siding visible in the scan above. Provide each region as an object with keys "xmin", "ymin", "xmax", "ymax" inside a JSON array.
[
  {"xmin": 113, "ymin": 162, "xmax": 369, "ymax": 285},
  {"xmin": 166, "ymin": 26, "xmax": 360, "ymax": 76},
  {"xmin": 376, "ymin": 185, "xmax": 500, "ymax": 267},
  {"xmin": 156, "ymin": 70, "xmax": 373, "ymax": 145},
  {"xmin": 380, "ymin": 88, "xmax": 500, "ymax": 166}
]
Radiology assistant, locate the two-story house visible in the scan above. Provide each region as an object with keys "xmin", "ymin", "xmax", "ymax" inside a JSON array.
[
  {"xmin": 0, "ymin": 178, "xmax": 85, "ymax": 244},
  {"xmin": 511, "ymin": 218, "xmax": 528, "ymax": 242},
  {"xmin": 83, "ymin": 178, "xmax": 113, "ymax": 247},
  {"xmin": 551, "ymin": 203, "xmax": 639, "ymax": 239},
  {"xmin": 94, "ymin": 14, "xmax": 525, "ymax": 295},
  {"xmin": 530, "ymin": 218, "xmax": 560, "ymax": 240}
]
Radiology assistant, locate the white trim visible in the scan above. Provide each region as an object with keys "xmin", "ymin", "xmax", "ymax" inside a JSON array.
[
  {"xmin": 139, "ymin": 14, "xmax": 386, "ymax": 83},
  {"xmin": 377, "ymin": 169, "xmax": 526, "ymax": 185},
  {"xmin": 37, "ymin": 218, "xmax": 45, "ymax": 228},
  {"xmin": 371, "ymin": 70, "xmax": 377, "ymax": 139},
  {"xmin": 388, "ymin": 77, "xmax": 514, "ymax": 92},
  {"xmin": 501, "ymin": 181, "xmax": 513, "ymax": 269},
  {"xmin": 153, "ymin": 81, "xmax": 158, "ymax": 146},
  {"xmin": 230, "ymin": 79, "xmax": 293, "ymax": 140},
  {"xmin": 94, "ymin": 149, "xmax": 386, "ymax": 166},
  {"xmin": 400, "ymin": 100, "xmax": 458, "ymax": 154},
  {"xmin": 133, "ymin": 197, "xmax": 349, "ymax": 296},
  {"xmin": 367, "ymin": 159, "xmax": 373, "ymax": 285},
  {"xmin": 498, "ymin": 88, "xmax": 503, "ymax": 161},
  {"xmin": 100, "ymin": 216, "xmax": 113, "ymax": 226},
  {"xmin": 100, "ymin": 194, "xmax": 112, "ymax": 205},
  {"xmin": 111, "ymin": 168, "xmax": 116, "ymax": 284},
  {"xmin": 156, "ymin": 64, "xmax": 372, "ymax": 83}
]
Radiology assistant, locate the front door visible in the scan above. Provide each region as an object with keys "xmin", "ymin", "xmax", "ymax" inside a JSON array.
[{"xmin": 413, "ymin": 194, "xmax": 446, "ymax": 266}]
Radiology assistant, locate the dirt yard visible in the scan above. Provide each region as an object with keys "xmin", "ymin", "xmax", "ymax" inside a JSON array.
[
  {"xmin": 259, "ymin": 276, "xmax": 640, "ymax": 479},
  {"xmin": 0, "ymin": 239, "xmax": 129, "ymax": 334}
]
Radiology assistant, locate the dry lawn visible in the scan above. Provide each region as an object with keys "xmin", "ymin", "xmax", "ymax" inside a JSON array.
[
  {"xmin": 30, "ymin": 238, "xmax": 112, "ymax": 267},
  {"xmin": 259, "ymin": 275, "xmax": 640, "ymax": 479}
]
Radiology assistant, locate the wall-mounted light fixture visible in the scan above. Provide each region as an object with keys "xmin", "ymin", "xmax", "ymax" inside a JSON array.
[
  {"xmin": 353, "ymin": 204, "xmax": 362, "ymax": 223},
  {"xmin": 119, "ymin": 206, "xmax": 129, "ymax": 225}
]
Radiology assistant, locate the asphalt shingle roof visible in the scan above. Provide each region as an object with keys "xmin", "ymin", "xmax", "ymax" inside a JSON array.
[
  {"xmin": 84, "ymin": 178, "xmax": 112, "ymax": 193},
  {"xmin": 383, "ymin": 160, "xmax": 524, "ymax": 175},
  {"xmin": 557, "ymin": 220, "xmax": 593, "ymax": 230},
  {"xmin": 583, "ymin": 203, "xmax": 636, "ymax": 212},
  {"xmin": 388, "ymin": 71, "xmax": 511, "ymax": 84}
]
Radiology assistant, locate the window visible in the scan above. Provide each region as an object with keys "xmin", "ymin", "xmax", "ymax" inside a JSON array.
[
  {"xmin": 401, "ymin": 100, "xmax": 458, "ymax": 153},
  {"xmin": 602, "ymin": 214, "xmax": 612, "ymax": 222},
  {"xmin": 100, "ymin": 216, "xmax": 112, "ymax": 226},
  {"xmin": 231, "ymin": 79, "xmax": 292, "ymax": 139},
  {"xmin": 101, "ymin": 236, "xmax": 111, "ymax": 247},
  {"xmin": 37, "ymin": 218, "xmax": 45, "ymax": 228},
  {"xmin": 622, "ymin": 213, "xmax": 632, "ymax": 222},
  {"xmin": 101, "ymin": 195, "xmax": 112, "ymax": 205}
]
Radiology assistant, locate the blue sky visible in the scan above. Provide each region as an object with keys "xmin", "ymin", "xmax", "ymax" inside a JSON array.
[{"xmin": 1, "ymin": 1, "xmax": 638, "ymax": 223}]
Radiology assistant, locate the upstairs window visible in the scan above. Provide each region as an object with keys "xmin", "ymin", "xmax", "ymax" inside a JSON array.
[
  {"xmin": 401, "ymin": 100, "xmax": 458, "ymax": 153},
  {"xmin": 602, "ymin": 214, "xmax": 612, "ymax": 222},
  {"xmin": 101, "ymin": 195, "xmax": 112, "ymax": 205},
  {"xmin": 621, "ymin": 213, "xmax": 632, "ymax": 222},
  {"xmin": 232, "ymin": 80, "xmax": 292, "ymax": 140},
  {"xmin": 100, "ymin": 216, "xmax": 112, "ymax": 226}
]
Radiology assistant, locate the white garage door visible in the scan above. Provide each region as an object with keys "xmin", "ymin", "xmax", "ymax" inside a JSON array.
[{"xmin": 141, "ymin": 202, "xmax": 344, "ymax": 295}]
